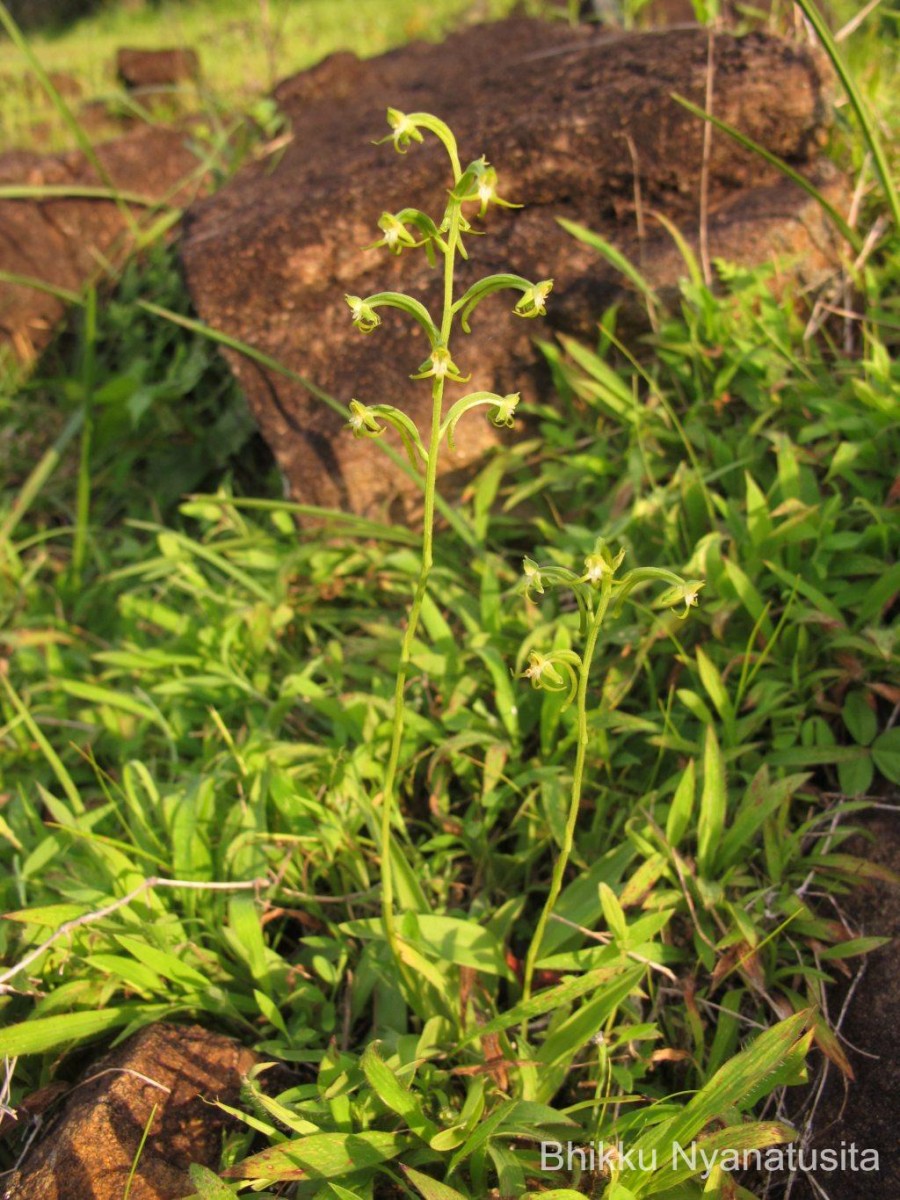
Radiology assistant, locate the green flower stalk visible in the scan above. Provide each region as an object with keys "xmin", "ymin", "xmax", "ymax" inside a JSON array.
[
  {"xmin": 519, "ymin": 541, "xmax": 702, "ymax": 1003},
  {"xmin": 347, "ymin": 109, "xmax": 551, "ymax": 975}
]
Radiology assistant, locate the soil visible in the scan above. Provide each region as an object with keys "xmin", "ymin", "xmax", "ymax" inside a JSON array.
[{"xmin": 789, "ymin": 808, "xmax": 900, "ymax": 1200}]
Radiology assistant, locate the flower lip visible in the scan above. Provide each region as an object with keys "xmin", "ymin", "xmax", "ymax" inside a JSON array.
[
  {"xmin": 524, "ymin": 652, "xmax": 549, "ymax": 683},
  {"xmin": 583, "ymin": 555, "xmax": 608, "ymax": 584},
  {"xmin": 345, "ymin": 294, "xmax": 381, "ymax": 334},
  {"xmin": 490, "ymin": 393, "xmax": 520, "ymax": 429},
  {"xmin": 454, "ymin": 159, "xmax": 520, "ymax": 218}
]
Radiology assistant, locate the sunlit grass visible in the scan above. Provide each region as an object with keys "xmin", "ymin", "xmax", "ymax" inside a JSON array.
[{"xmin": 0, "ymin": 0, "xmax": 522, "ymax": 150}]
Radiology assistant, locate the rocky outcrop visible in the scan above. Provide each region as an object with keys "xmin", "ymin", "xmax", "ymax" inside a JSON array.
[
  {"xmin": 3, "ymin": 1023, "xmax": 257, "ymax": 1200},
  {"xmin": 180, "ymin": 18, "xmax": 847, "ymax": 518},
  {"xmin": 0, "ymin": 126, "xmax": 204, "ymax": 364}
]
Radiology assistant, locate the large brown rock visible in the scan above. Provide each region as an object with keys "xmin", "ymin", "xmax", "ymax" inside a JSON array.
[
  {"xmin": 3, "ymin": 1023, "xmax": 257, "ymax": 1200},
  {"xmin": 0, "ymin": 127, "xmax": 204, "ymax": 365},
  {"xmin": 181, "ymin": 19, "xmax": 846, "ymax": 517}
]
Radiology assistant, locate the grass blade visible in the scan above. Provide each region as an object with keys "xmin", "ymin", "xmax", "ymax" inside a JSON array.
[
  {"xmin": 792, "ymin": 0, "xmax": 899, "ymax": 228},
  {"xmin": 670, "ymin": 92, "xmax": 862, "ymax": 252}
]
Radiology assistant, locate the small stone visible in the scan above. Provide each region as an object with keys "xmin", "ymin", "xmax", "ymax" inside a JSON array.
[
  {"xmin": 3, "ymin": 1023, "xmax": 258, "ymax": 1200},
  {"xmin": 116, "ymin": 47, "xmax": 201, "ymax": 92}
]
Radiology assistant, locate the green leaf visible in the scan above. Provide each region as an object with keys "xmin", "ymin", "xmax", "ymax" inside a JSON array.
[
  {"xmin": 697, "ymin": 726, "xmax": 725, "ymax": 876},
  {"xmin": 666, "ymin": 759, "xmax": 696, "ymax": 849},
  {"xmin": 533, "ymin": 966, "xmax": 646, "ymax": 1103},
  {"xmin": 240, "ymin": 1079, "xmax": 319, "ymax": 1136},
  {"xmin": 188, "ymin": 1163, "xmax": 237, "ymax": 1198},
  {"xmin": 115, "ymin": 934, "xmax": 210, "ymax": 992},
  {"xmin": 84, "ymin": 953, "xmax": 163, "ymax": 996},
  {"xmin": 557, "ymin": 218, "xmax": 659, "ymax": 315},
  {"xmin": 819, "ymin": 936, "xmax": 891, "ymax": 960},
  {"xmin": 766, "ymin": 744, "xmax": 870, "ymax": 769},
  {"xmin": 670, "ymin": 91, "xmax": 862, "ymax": 250},
  {"xmin": 222, "ymin": 1131, "xmax": 405, "ymax": 1181},
  {"xmin": 58, "ymin": 679, "xmax": 174, "ymax": 738},
  {"xmin": 721, "ymin": 558, "xmax": 774, "ymax": 637},
  {"xmin": 842, "ymin": 692, "xmax": 877, "ymax": 746},
  {"xmin": 341, "ymin": 914, "xmax": 513, "ymax": 978},
  {"xmin": 3, "ymin": 903, "xmax": 90, "ymax": 928},
  {"xmin": 645, "ymin": 1120, "xmax": 797, "ymax": 1193},
  {"xmin": 446, "ymin": 1099, "xmax": 512, "ymax": 1175},
  {"xmin": 608, "ymin": 1186, "xmax": 638, "ymax": 1200},
  {"xmin": 599, "ymin": 882, "xmax": 628, "ymax": 944},
  {"xmin": 648, "ymin": 208, "xmax": 702, "ymax": 287},
  {"xmin": 523, "ymin": 1192, "xmax": 586, "ymax": 1200},
  {"xmin": 627, "ymin": 1011, "xmax": 812, "ymax": 1187},
  {"xmin": 744, "ymin": 472, "xmax": 773, "ymax": 547},
  {"xmin": 471, "ymin": 640, "xmax": 519, "ymax": 742},
  {"xmin": 0, "ymin": 1006, "xmax": 163, "ymax": 1056},
  {"xmin": 458, "ymin": 965, "xmax": 635, "ymax": 1047},
  {"xmin": 619, "ymin": 854, "xmax": 667, "ymax": 910},
  {"xmin": 361, "ymin": 1044, "xmax": 438, "ymax": 1142},
  {"xmin": 227, "ymin": 894, "xmax": 270, "ymax": 987},
  {"xmin": 872, "ymin": 727, "xmax": 900, "ymax": 783},
  {"xmin": 791, "ymin": 0, "xmax": 899, "ymax": 229},
  {"xmin": 695, "ymin": 646, "xmax": 732, "ymax": 724},
  {"xmin": 402, "ymin": 1164, "xmax": 471, "ymax": 1200},
  {"xmin": 837, "ymin": 753, "xmax": 874, "ymax": 798},
  {"xmin": 705, "ymin": 988, "xmax": 744, "ymax": 1076},
  {"xmin": 559, "ymin": 336, "xmax": 638, "ymax": 424},
  {"xmin": 718, "ymin": 770, "xmax": 808, "ymax": 871}
]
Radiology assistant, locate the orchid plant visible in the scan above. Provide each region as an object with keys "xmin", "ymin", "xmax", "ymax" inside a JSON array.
[
  {"xmin": 346, "ymin": 109, "xmax": 701, "ymax": 1005},
  {"xmin": 517, "ymin": 541, "xmax": 703, "ymax": 1000},
  {"xmin": 345, "ymin": 108, "xmax": 552, "ymax": 969}
]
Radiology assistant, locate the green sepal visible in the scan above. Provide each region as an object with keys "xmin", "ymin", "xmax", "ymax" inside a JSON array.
[
  {"xmin": 440, "ymin": 391, "xmax": 519, "ymax": 453},
  {"xmin": 452, "ymin": 274, "xmax": 539, "ymax": 333},
  {"xmin": 358, "ymin": 291, "xmax": 440, "ymax": 344}
]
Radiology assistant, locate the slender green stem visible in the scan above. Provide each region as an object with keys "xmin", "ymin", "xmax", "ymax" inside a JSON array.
[
  {"xmin": 71, "ymin": 288, "xmax": 97, "ymax": 592},
  {"xmin": 522, "ymin": 574, "xmax": 613, "ymax": 1003},
  {"xmin": 379, "ymin": 190, "xmax": 464, "ymax": 963}
]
